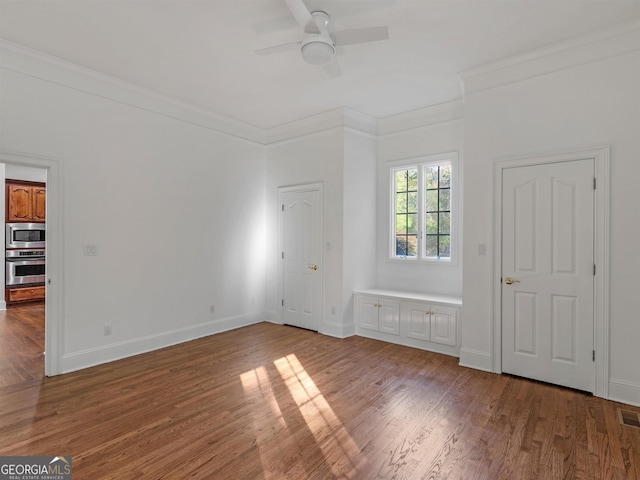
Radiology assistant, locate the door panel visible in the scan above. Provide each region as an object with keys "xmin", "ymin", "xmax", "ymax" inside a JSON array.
[
  {"xmin": 502, "ymin": 159, "xmax": 594, "ymax": 392},
  {"xmin": 378, "ymin": 301, "xmax": 400, "ymax": 335},
  {"xmin": 282, "ymin": 188, "xmax": 322, "ymax": 331}
]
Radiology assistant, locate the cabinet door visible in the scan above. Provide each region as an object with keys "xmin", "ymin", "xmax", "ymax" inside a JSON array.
[
  {"xmin": 431, "ymin": 306, "xmax": 457, "ymax": 346},
  {"xmin": 357, "ymin": 296, "xmax": 379, "ymax": 331},
  {"xmin": 32, "ymin": 187, "xmax": 46, "ymax": 221},
  {"xmin": 406, "ymin": 302, "xmax": 430, "ymax": 341},
  {"xmin": 379, "ymin": 300, "xmax": 400, "ymax": 335},
  {"xmin": 7, "ymin": 185, "xmax": 32, "ymax": 221}
]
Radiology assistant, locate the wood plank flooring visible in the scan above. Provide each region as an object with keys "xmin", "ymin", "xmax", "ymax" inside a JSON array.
[
  {"xmin": 0, "ymin": 306, "xmax": 638, "ymax": 479},
  {"xmin": 0, "ymin": 303, "xmax": 45, "ymax": 387}
]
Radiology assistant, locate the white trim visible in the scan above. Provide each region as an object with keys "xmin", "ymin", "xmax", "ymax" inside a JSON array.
[
  {"xmin": 0, "ymin": 149, "xmax": 63, "ymax": 377},
  {"xmin": 265, "ymin": 108, "xmax": 378, "ymax": 144},
  {"xmin": 492, "ymin": 146, "xmax": 610, "ymax": 398},
  {"xmin": 378, "ymin": 99, "xmax": 464, "ymax": 136},
  {"xmin": 460, "ymin": 20, "xmax": 640, "ymax": 95},
  {"xmin": 0, "ymin": 40, "xmax": 265, "ymax": 145},
  {"xmin": 320, "ymin": 319, "xmax": 354, "ymax": 339},
  {"xmin": 62, "ymin": 312, "xmax": 263, "ymax": 373},
  {"xmin": 277, "ymin": 182, "xmax": 324, "ymax": 331},
  {"xmin": 608, "ymin": 378, "xmax": 640, "ymax": 407},
  {"xmin": 459, "ymin": 348, "xmax": 494, "ymax": 372}
]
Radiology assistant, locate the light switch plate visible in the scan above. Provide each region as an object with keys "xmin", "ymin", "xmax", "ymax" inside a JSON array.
[{"xmin": 84, "ymin": 244, "xmax": 99, "ymax": 256}]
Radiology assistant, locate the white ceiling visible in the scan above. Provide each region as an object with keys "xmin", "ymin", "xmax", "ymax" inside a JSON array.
[{"xmin": 1, "ymin": 1, "xmax": 639, "ymax": 129}]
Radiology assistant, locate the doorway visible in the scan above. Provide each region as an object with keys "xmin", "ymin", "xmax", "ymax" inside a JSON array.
[
  {"xmin": 493, "ymin": 146, "xmax": 610, "ymax": 397},
  {"xmin": 279, "ymin": 183, "xmax": 323, "ymax": 331},
  {"xmin": 0, "ymin": 150, "xmax": 62, "ymax": 377}
]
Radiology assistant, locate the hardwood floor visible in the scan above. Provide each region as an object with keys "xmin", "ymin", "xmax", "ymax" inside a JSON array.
[
  {"xmin": 0, "ymin": 310, "xmax": 638, "ymax": 479},
  {"xmin": 0, "ymin": 302, "xmax": 45, "ymax": 387}
]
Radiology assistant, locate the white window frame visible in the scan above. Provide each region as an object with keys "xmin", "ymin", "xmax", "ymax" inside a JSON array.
[{"xmin": 388, "ymin": 152, "xmax": 458, "ymax": 264}]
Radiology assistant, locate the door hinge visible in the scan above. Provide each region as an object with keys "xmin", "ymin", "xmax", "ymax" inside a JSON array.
[
  {"xmin": 593, "ymin": 264, "xmax": 596, "ymax": 276},
  {"xmin": 282, "ymin": 299, "xmax": 284, "ymax": 306},
  {"xmin": 282, "ymin": 251, "xmax": 285, "ymax": 259},
  {"xmin": 592, "ymin": 350, "xmax": 595, "ymax": 362},
  {"xmin": 593, "ymin": 177, "xmax": 596, "ymax": 190},
  {"xmin": 282, "ymin": 204, "xmax": 285, "ymax": 211}
]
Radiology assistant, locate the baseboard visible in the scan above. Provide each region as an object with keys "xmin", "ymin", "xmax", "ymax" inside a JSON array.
[
  {"xmin": 0, "ymin": 300, "xmax": 6, "ymax": 311},
  {"xmin": 61, "ymin": 312, "xmax": 263, "ymax": 373},
  {"xmin": 321, "ymin": 319, "xmax": 355, "ymax": 339},
  {"xmin": 458, "ymin": 348, "xmax": 494, "ymax": 372},
  {"xmin": 608, "ymin": 378, "xmax": 640, "ymax": 407}
]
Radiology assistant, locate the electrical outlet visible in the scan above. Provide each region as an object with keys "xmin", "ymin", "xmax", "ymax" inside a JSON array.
[
  {"xmin": 104, "ymin": 323, "xmax": 112, "ymax": 336},
  {"xmin": 84, "ymin": 244, "xmax": 99, "ymax": 256},
  {"xmin": 209, "ymin": 305, "xmax": 215, "ymax": 314}
]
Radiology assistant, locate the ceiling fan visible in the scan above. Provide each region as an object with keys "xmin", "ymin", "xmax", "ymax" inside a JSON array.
[{"xmin": 255, "ymin": 0, "xmax": 389, "ymax": 77}]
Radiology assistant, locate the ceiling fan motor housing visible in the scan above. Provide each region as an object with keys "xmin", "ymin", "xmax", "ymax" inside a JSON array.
[
  {"xmin": 300, "ymin": 11, "xmax": 335, "ymax": 65},
  {"xmin": 301, "ymin": 35, "xmax": 335, "ymax": 65}
]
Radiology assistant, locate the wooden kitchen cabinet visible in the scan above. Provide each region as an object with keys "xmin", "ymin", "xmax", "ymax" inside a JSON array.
[
  {"xmin": 6, "ymin": 182, "xmax": 46, "ymax": 222},
  {"xmin": 7, "ymin": 285, "xmax": 46, "ymax": 303}
]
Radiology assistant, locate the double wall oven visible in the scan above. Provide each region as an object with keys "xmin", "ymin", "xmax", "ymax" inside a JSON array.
[{"xmin": 6, "ymin": 222, "xmax": 46, "ymax": 287}]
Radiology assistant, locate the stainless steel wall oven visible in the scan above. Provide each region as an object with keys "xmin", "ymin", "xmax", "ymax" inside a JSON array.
[{"xmin": 6, "ymin": 249, "xmax": 46, "ymax": 286}]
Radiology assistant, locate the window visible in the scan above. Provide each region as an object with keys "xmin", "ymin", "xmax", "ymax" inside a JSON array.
[{"xmin": 390, "ymin": 154, "xmax": 456, "ymax": 262}]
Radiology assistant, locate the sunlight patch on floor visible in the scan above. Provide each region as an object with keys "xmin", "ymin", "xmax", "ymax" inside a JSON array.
[
  {"xmin": 240, "ymin": 365, "xmax": 291, "ymax": 478},
  {"xmin": 274, "ymin": 353, "xmax": 366, "ymax": 478}
]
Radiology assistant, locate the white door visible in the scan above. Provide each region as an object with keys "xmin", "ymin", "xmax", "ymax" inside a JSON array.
[
  {"xmin": 281, "ymin": 187, "xmax": 323, "ymax": 331},
  {"xmin": 502, "ymin": 159, "xmax": 595, "ymax": 392}
]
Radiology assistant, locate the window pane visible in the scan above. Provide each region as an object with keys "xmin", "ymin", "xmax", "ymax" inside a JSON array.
[
  {"xmin": 425, "ymin": 189, "xmax": 438, "ymax": 212},
  {"xmin": 425, "ymin": 235, "xmax": 438, "ymax": 257},
  {"xmin": 439, "ymin": 164, "xmax": 451, "ymax": 188},
  {"xmin": 425, "ymin": 212, "xmax": 438, "ymax": 234},
  {"xmin": 396, "ymin": 170, "xmax": 408, "ymax": 192},
  {"xmin": 407, "ymin": 213, "xmax": 418, "ymax": 234},
  {"xmin": 396, "ymin": 235, "xmax": 417, "ymax": 257},
  {"xmin": 440, "ymin": 212, "xmax": 451, "ymax": 234},
  {"xmin": 396, "ymin": 192, "xmax": 407, "ymax": 213},
  {"xmin": 425, "ymin": 166, "xmax": 438, "ymax": 189},
  {"xmin": 439, "ymin": 189, "xmax": 450, "ymax": 211},
  {"xmin": 396, "ymin": 214, "xmax": 407, "ymax": 235},
  {"xmin": 406, "ymin": 235, "xmax": 417, "ymax": 256},
  {"xmin": 396, "ymin": 236, "xmax": 407, "ymax": 256},
  {"xmin": 407, "ymin": 191, "xmax": 418, "ymax": 212},
  {"xmin": 439, "ymin": 235, "xmax": 451, "ymax": 258},
  {"xmin": 407, "ymin": 169, "xmax": 418, "ymax": 191}
]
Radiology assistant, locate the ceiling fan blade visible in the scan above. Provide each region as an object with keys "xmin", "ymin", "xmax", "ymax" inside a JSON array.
[
  {"xmin": 255, "ymin": 42, "xmax": 300, "ymax": 56},
  {"xmin": 283, "ymin": 0, "xmax": 320, "ymax": 34},
  {"xmin": 323, "ymin": 59, "xmax": 342, "ymax": 78},
  {"xmin": 334, "ymin": 26, "xmax": 389, "ymax": 46}
]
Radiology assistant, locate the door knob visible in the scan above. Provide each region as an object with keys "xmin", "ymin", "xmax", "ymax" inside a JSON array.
[
  {"xmin": 308, "ymin": 264, "xmax": 318, "ymax": 271},
  {"xmin": 504, "ymin": 277, "xmax": 520, "ymax": 285}
]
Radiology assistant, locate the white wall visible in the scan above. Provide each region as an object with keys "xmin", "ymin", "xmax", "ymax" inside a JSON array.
[
  {"xmin": 342, "ymin": 129, "xmax": 377, "ymax": 334},
  {"xmin": 462, "ymin": 51, "xmax": 640, "ymax": 404},
  {"xmin": 376, "ymin": 103, "xmax": 464, "ymax": 297},
  {"xmin": 0, "ymin": 66, "xmax": 266, "ymax": 371},
  {"xmin": 264, "ymin": 129, "xmax": 346, "ymax": 336}
]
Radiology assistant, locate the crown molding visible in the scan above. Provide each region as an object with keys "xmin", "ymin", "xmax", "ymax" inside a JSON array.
[
  {"xmin": 264, "ymin": 107, "xmax": 378, "ymax": 144},
  {"xmin": 0, "ymin": 40, "xmax": 266, "ymax": 145},
  {"xmin": 378, "ymin": 99, "xmax": 464, "ymax": 136},
  {"xmin": 460, "ymin": 19, "xmax": 640, "ymax": 95}
]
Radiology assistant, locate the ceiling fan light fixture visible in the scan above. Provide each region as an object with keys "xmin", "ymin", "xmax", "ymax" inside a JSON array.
[{"xmin": 301, "ymin": 38, "xmax": 335, "ymax": 65}]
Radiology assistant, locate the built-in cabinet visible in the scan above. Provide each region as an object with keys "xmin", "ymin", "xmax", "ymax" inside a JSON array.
[
  {"xmin": 6, "ymin": 285, "xmax": 46, "ymax": 303},
  {"xmin": 355, "ymin": 290, "xmax": 461, "ymax": 356},
  {"xmin": 357, "ymin": 296, "xmax": 400, "ymax": 335},
  {"xmin": 5, "ymin": 180, "xmax": 47, "ymax": 305},
  {"xmin": 6, "ymin": 182, "xmax": 46, "ymax": 222}
]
